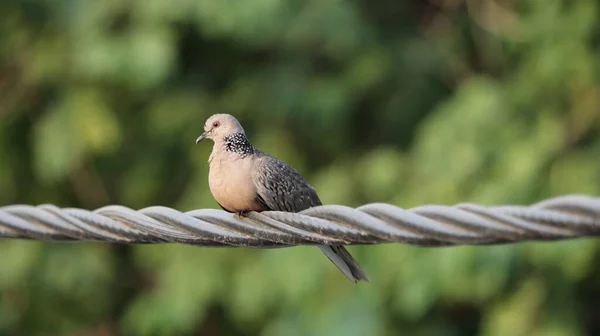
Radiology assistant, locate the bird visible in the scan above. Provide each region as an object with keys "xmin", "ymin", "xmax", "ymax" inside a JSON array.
[{"xmin": 195, "ymin": 113, "xmax": 369, "ymax": 283}]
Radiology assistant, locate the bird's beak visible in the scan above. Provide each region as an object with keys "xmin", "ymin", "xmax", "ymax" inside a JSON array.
[{"xmin": 196, "ymin": 132, "xmax": 208, "ymax": 144}]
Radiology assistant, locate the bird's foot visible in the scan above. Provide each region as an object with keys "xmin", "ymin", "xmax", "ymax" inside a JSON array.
[{"xmin": 235, "ymin": 210, "xmax": 249, "ymax": 218}]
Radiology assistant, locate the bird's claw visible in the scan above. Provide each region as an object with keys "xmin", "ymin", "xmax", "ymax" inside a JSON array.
[{"xmin": 235, "ymin": 210, "xmax": 249, "ymax": 218}]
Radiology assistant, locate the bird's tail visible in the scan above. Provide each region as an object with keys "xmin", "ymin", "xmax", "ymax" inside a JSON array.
[{"xmin": 318, "ymin": 245, "xmax": 369, "ymax": 283}]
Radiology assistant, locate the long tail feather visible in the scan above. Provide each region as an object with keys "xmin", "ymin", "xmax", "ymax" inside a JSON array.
[{"xmin": 318, "ymin": 245, "xmax": 369, "ymax": 283}]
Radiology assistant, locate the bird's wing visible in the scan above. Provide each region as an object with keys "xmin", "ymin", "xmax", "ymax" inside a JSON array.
[
  {"xmin": 251, "ymin": 152, "xmax": 369, "ymax": 283},
  {"xmin": 252, "ymin": 153, "xmax": 321, "ymax": 212}
]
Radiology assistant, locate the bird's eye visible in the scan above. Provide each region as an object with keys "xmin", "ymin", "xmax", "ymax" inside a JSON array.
[{"xmin": 213, "ymin": 121, "xmax": 220, "ymax": 128}]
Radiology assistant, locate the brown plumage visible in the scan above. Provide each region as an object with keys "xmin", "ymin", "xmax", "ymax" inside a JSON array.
[{"xmin": 196, "ymin": 114, "xmax": 369, "ymax": 283}]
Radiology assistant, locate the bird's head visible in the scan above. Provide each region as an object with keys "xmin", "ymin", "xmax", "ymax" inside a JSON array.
[{"xmin": 196, "ymin": 114, "xmax": 245, "ymax": 144}]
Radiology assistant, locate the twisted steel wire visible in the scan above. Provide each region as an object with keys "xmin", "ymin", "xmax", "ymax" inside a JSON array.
[{"xmin": 0, "ymin": 195, "xmax": 599, "ymax": 247}]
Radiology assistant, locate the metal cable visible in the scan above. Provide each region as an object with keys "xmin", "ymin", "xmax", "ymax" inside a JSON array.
[{"xmin": 1, "ymin": 195, "xmax": 599, "ymax": 247}]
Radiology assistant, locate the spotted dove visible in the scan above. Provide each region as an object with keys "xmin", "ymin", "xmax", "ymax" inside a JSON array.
[{"xmin": 196, "ymin": 114, "xmax": 369, "ymax": 283}]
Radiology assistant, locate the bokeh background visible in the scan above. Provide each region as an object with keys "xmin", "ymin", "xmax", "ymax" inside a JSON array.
[{"xmin": 1, "ymin": 0, "xmax": 600, "ymax": 335}]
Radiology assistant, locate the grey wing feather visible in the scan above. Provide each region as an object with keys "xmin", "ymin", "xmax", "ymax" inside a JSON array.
[
  {"xmin": 253, "ymin": 153, "xmax": 322, "ymax": 212},
  {"xmin": 252, "ymin": 152, "xmax": 369, "ymax": 283}
]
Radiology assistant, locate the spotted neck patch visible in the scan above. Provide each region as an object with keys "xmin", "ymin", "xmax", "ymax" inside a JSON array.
[{"xmin": 223, "ymin": 133, "xmax": 255, "ymax": 156}]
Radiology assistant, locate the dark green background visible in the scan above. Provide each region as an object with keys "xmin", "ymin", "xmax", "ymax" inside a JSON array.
[{"xmin": 1, "ymin": 0, "xmax": 600, "ymax": 335}]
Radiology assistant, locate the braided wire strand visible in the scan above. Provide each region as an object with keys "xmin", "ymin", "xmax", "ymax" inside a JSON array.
[{"xmin": 1, "ymin": 195, "xmax": 599, "ymax": 247}]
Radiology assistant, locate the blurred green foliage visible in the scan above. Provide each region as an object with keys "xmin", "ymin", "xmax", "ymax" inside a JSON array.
[{"xmin": 1, "ymin": 0, "xmax": 600, "ymax": 335}]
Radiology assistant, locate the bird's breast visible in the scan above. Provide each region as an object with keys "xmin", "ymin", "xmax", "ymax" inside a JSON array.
[{"xmin": 208, "ymin": 155, "xmax": 264, "ymax": 212}]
